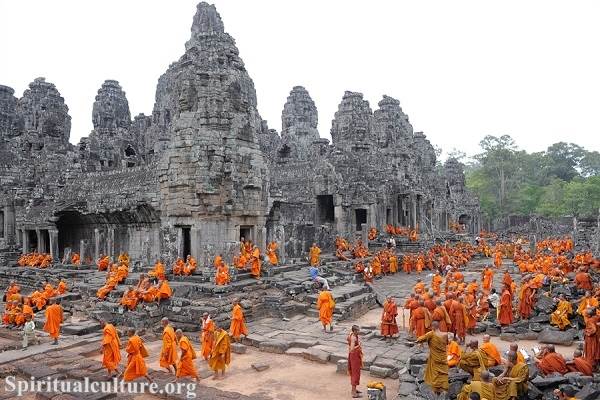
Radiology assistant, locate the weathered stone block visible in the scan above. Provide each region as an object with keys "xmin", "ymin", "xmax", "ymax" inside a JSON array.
[
  {"xmin": 258, "ymin": 339, "xmax": 289, "ymax": 354},
  {"xmin": 231, "ymin": 342, "xmax": 247, "ymax": 354},
  {"xmin": 302, "ymin": 347, "xmax": 330, "ymax": 363},
  {"xmin": 336, "ymin": 359, "xmax": 348, "ymax": 374},
  {"xmin": 251, "ymin": 363, "xmax": 270, "ymax": 372},
  {"xmin": 537, "ymin": 328, "xmax": 574, "ymax": 345},
  {"xmin": 369, "ymin": 365, "xmax": 392, "ymax": 378}
]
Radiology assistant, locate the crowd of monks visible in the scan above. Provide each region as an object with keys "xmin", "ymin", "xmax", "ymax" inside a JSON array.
[
  {"xmin": 101, "ymin": 298, "xmax": 249, "ymax": 382},
  {"xmin": 384, "ymin": 224, "xmax": 419, "ymax": 242},
  {"xmin": 17, "ymin": 252, "xmax": 53, "ymax": 268},
  {"xmin": 2, "ymin": 280, "xmax": 68, "ymax": 328}
]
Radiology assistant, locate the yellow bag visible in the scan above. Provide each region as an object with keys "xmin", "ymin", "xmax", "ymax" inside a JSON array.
[{"xmin": 367, "ymin": 381, "xmax": 385, "ymax": 390}]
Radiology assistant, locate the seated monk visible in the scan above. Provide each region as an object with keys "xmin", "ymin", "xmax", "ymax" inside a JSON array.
[
  {"xmin": 40, "ymin": 254, "xmax": 52, "ymax": 268},
  {"xmin": 536, "ymin": 345, "xmax": 569, "ymax": 375},
  {"xmin": 184, "ymin": 255, "xmax": 197, "ymax": 276},
  {"xmin": 2, "ymin": 301, "xmax": 18, "ymax": 326},
  {"xmin": 480, "ymin": 334, "xmax": 501, "ymax": 367},
  {"xmin": 578, "ymin": 291, "xmax": 599, "ymax": 323},
  {"xmin": 42, "ymin": 282, "xmax": 55, "ymax": 300},
  {"xmin": 56, "ymin": 280, "xmax": 67, "ymax": 295},
  {"xmin": 250, "ymin": 246, "xmax": 261, "ymax": 278},
  {"xmin": 456, "ymin": 370, "xmax": 495, "ymax": 400},
  {"xmin": 233, "ymin": 253, "xmax": 248, "ymax": 269},
  {"xmin": 336, "ymin": 247, "xmax": 349, "ymax": 261},
  {"xmin": 575, "ymin": 268, "xmax": 593, "ymax": 291},
  {"xmin": 157, "ymin": 279, "xmax": 172, "ymax": 303},
  {"xmin": 30, "ymin": 290, "xmax": 47, "ymax": 310},
  {"xmin": 5, "ymin": 282, "xmax": 20, "ymax": 299},
  {"xmin": 71, "ymin": 253, "xmax": 81, "ymax": 265},
  {"xmin": 266, "ymin": 242, "xmax": 279, "ymax": 266},
  {"xmin": 447, "ymin": 333, "xmax": 462, "ymax": 367},
  {"xmin": 550, "ymin": 295, "xmax": 573, "ymax": 330},
  {"xmin": 409, "ymin": 229, "xmax": 418, "ymax": 242},
  {"xmin": 97, "ymin": 275, "xmax": 118, "ymax": 300},
  {"xmin": 215, "ymin": 262, "xmax": 230, "ymax": 285},
  {"xmin": 16, "ymin": 299, "xmax": 34, "ymax": 326},
  {"xmin": 97, "ymin": 255, "xmax": 110, "ymax": 271},
  {"xmin": 494, "ymin": 351, "xmax": 529, "ymax": 400},
  {"xmin": 368, "ymin": 228, "xmax": 377, "ymax": 241},
  {"xmin": 120, "ymin": 287, "xmax": 140, "ymax": 311},
  {"xmin": 173, "ymin": 258, "xmax": 185, "ymax": 275},
  {"xmin": 148, "ymin": 261, "xmax": 166, "ymax": 281},
  {"xmin": 141, "ymin": 283, "xmax": 159, "ymax": 303},
  {"xmin": 118, "ymin": 253, "xmax": 130, "ymax": 267},
  {"xmin": 116, "ymin": 264, "xmax": 129, "ymax": 283},
  {"xmin": 567, "ymin": 350, "xmax": 593, "ymax": 376}
]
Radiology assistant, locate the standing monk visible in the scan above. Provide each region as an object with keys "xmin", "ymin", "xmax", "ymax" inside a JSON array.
[
  {"xmin": 498, "ymin": 283, "xmax": 514, "ymax": 326},
  {"xmin": 43, "ymin": 299, "xmax": 63, "ymax": 345},
  {"xmin": 101, "ymin": 320, "xmax": 121, "ymax": 378},
  {"xmin": 250, "ymin": 246, "xmax": 261, "ymax": 279},
  {"xmin": 317, "ymin": 289, "xmax": 336, "ymax": 332},
  {"xmin": 416, "ymin": 321, "xmax": 448, "ymax": 397},
  {"xmin": 175, "ymin": 329, "xmax": 200, "ymax": 383},
  {"xmin": 584, "ymin": 308, "xmax": 600, "ymax": 364},
  {"xmin": 201, "ymin": 313, "xmax": 215, "ymax": 361},
  {"xmin": 159, "ymin": 318, "xmax": 178, "ymax": 374},
  {"xmin": 481, "ymin": 266, "xmax": 494, "ymax": 291},
  {"xmin": 347, "ymin": 325, "xmax": 363, "ymax": 398},
  {"xmin": 410, "ymin": 300, "xmax": 432, "ymax": 337},
  {"xmin": 266, "ymin": 242, "xmax": 279, "ymax": 266},
  {"xmin": 381, "ymin": 296, "xmax": 398, "ymax": 339},
  {"xmin": 229, "ymin": 299, "xmax": 248, "ymax": 342},
  {"xmin": 122, "ymin": 329, "xmax": 152, "ymax": 383},
  {"xmin": 209, "ymin": 326, "xmax": 231, "ymax": 380},
  {"xmin": 432, "ymin": 300, "xmax": 452, "ymax": 332},
  {"xmin": 450, "ymin": 296, "xmax": 467, "ymax": 344},
  {"xmin": 309, "ymin": 243, "xmax": 321, "ymax": 266}
]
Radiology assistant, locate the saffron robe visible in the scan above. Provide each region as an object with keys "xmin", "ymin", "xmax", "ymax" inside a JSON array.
[
  {"xmin": 123, "ymin": 335, "xmax": 149, "ymax": 381},
  {"xmin": 102, "ymin": 323, "xmax": 121, "ymax": 371},
  {"xmin": 417, "ymin": 331, "xmax": 449, "ymax": 392}
]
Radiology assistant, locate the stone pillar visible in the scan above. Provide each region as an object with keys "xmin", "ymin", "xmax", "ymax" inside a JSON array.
[
  {"xmin": 79, "ymin": 240, "xmax": 86, "ymax": 264},
  {"xmin": 35, "ymin": 229, "xmax": 43, "ymax": 253},
  {"xmin": 190, "ymin": 227, "xmax": 201, "ymax": 262},
  {"xmin": 94, "ymin": 228, "xmax": 100, "ymax": 260},
  {"xmin": 49, "ymin": 229, "xmax": 59, "ymax": 261},
  {"xmin": 176, "ymin": 228, "xmax": 183, "ymax": 258},
  {"xmin": 107, "ymin": 228, "xmax": 114, "ymax": 259},
  {"xmin": 361, "ymin": 223, "xmax": 367, "ymax": 244},
  {"xmin": 22, "ymin": 230, "xmax": 29, "ymax": 254},
  {"xmin": 0, "ymin": 208, "xmax": 4, "ymax": 239},
  {"xmin": 411, "ymin": 197, "xmax": 417, "ymax": 229},
  {"xmin": 4, "ymin": 206, "xmax": 15, "ymax": 244},
  {"xmin": 256, "ymin": 225, "xmax": 267, "ymax": 256}
]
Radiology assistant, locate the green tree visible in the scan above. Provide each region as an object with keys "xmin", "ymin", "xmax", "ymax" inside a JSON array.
[{"xmin": 579, "ymin": 150, "xmax": 600, "ymax": 177}]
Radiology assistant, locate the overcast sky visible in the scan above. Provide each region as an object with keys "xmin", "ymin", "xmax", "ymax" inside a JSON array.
[{"xmin": 1, "ymin": 0, "xmax": 599, "ymax": 157}]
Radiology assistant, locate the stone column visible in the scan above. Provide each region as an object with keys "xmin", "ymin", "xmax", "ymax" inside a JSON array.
[
  {"xmin": 35, "ymin": 229, "xmax": 43, "ymax": 253},
  {"xmin": 411, "ymin": 197, "xmax": 417, "ymax": 229},
  {"xmin": 107, "ymin": 228, "xmax": 114, "ymax": 259},
  {"xmin": 176, "ymin": 228, "xmax": 183, "ymax": 258},
  {"xmin": 4, "ymin": 206, "xmax": 15, "ymax": 244},
  {"xmin": 361, "ymin": 223, "xmax": 367, "ymax": 244},
  {"xmin": 94, "ymin": 228, "xmax": 100, "ymax": 260},
  {"xmin": 79, "ymin": 240, "xmax": 86, "ymax": 264},
  {"xmin": 256, "ymin": 225, "xmax": 267, "ymax": 256},
  {"xmin": 49, "ymin": 229, "xmax": 59, "ymax": 261},
  {"xmin": 22, "ymin": 230, "xmax": 29, "ymax": 254},
  {"xmin": 190, "ymin": 227, "xmax": 201, "ymax": 262}
]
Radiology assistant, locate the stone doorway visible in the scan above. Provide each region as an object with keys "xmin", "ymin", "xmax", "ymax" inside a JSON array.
[
  {"xmin": 316, "ymin": 195, "xmax": 334, "ymax": 225},
  {"xmin": 355, "ymin": 209, "xmax": 367, "ymax": 231},
  {"xmin": 240, "ymin": 226, "xmax": 253, "ymax": 242},
  {"xmin": 181, "ymin": 227, "xmax": 191, "ymax": 258}
]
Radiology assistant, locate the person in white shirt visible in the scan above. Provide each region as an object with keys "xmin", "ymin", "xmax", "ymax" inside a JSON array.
[
  {"xmin": 488, "ymin": 288, "xmax": 500, "ymax": 309},
  {"xmin": 22, "ymin": 314, "xmax": 38, "ymax": 350}
]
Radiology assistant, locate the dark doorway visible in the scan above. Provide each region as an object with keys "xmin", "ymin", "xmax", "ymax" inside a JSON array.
[
  {"xmin": 0, "ymin": 211, "xmax": 4, "ymax": 238},
  {"xmin": 240, "ymin": 226, "xmax": 253, "ymax": 242},
  {"xmin": 27, "ymin": 230, "xmax": 38, "ymax": 253},
  {"xmin": 355, "ymin": 209, "xmax": 367, "ymax": 231},
  {"xmin": 386, "ymin": 208, "xmax": 392, "ymax": 225},
  {"xmin": 182, "ymin": 227, "xmax": 191, "ymax": 258},
  {"xmin": 416, "ymin": 195, "xmax": 422, "ymax": 227},
  {"xmin": 397, "ymin": 195, "xmax": 408, "ymax": 226},
  {"xmin": 41, "ymin": 230, "xmax": 50, "ymax": 253},
  {"xmin": 316, "ymin": 195, "xmax": 334, "ymax": 224}
]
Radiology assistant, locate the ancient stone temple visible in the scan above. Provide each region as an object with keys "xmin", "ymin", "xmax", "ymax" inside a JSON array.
[{"xmin": 0, "ymin": 2, "xmax": 479, "ymax": 267}]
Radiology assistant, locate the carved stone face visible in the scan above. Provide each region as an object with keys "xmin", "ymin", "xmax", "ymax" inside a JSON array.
[{"xmin": 178, "ymin": 80, "xmax": 196, "ymax": 112}]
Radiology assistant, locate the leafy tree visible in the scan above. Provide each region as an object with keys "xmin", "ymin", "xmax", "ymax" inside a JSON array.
[
  {"xmin": 579, "ymin": 150, "xmax": 600, "ymax": 177},
  {"xmin": 543, "ymin": 142, "xmax": 585, "ymax": 181}
]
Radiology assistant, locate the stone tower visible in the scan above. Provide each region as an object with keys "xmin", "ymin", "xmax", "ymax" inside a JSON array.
[
  {"xmin": 330, "ymin": 91, "xmax": 375, "ymax": 152},
  {"xmin": 157, "ymin": 2, "xmax": 270, "ymax": 261},
  {"xmin": 92, "ymin": 80, "xmax": 131, "ymax": 134},
  {"xmin": 280, "ymin": 86, "xmax": 319, "ymax": 159}
]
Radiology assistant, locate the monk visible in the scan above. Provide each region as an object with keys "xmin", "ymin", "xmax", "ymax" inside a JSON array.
[
  {"xmin": 575, "ymin": 268, "xmax": 593, "ymax": 291},
  {"xmin": 266, "ymin": 242, "xmax": 279, "ymax": 266},
  {"xmin": 584, "ymin": 308, "xmax": 600, "ymax": 364},
  {"xmin": 5, "ymin": 281, "xmax": 20, "ymax": 300},
  {"xmin": 309, "ymin": 243, "xmax": 321, "ymax": 266},
  {"xmin": 183, "ymin": 255, "xmax": 197, "ymax": 276},
  {"xmin": 209, "ymin": 326, "xmax": 231, "ymax": 380},
  {"xmin": 30, "ymin": 290, "xmax": 47, "ymax": 311},
  {"xmin": 509, "ymin": 343, "xmax": 526, "ymax": 365},
  {"xmin": 481, "ymin": 266, "xmax": 494, "ymax": 291},
  {"xmin": 71, "ymin": 252, "xmax": 80, "ymax": 265},
  {"xmin": 458, "ymin": 340, "xmax": 488, "ymax": 379},
  {"xmin": 536, "ymin": 344, "xmax": 569, "ymax": 375},
  {"xmin": 56, "ymin": 280, "xmax": 67, "ymax": 295},
  {"xmin": 214, "ymin": 259, "xmax": 230, "ymax": 285},
  {"xmin": 122, "ymin": 329, "xmax": 152, "ymax": 383},
  {"xmin": 447, "ymin": 333, "xmax": 462, "ymax": 367},
  {"xmin": 567, "ymin": 349, "xmax": 593, "ymax": 376},
  {"xmin": 432, "ymin": 300, "xmax": 452, "ymax": 332},
  {"xmin": 43, "ymin": 299, "xmax": 63, "ymax": 345},
  {"xmin": 432, "ymin": 273, "xmax": 443, "ymax": 296},
  {"xmin": 250, "ymin": 246, "xmax": 261, "ymax": 279},
  {"xmin": 494, "ymin": 251, "xmax": 502, "ymax": 268},
  {"xmin": 494, "ymin": 351, "xmax": 529, "ymax": 400},
  {"xmin": 116, "ymin": 263, "xmax": 129, "ymax": 283},
  {"xmin": 416, "ymin": 321, "xmax": 448, "ymax": 397},
  {"xmin": 498, "ymin": 284, "xmax": 513, "ymax": 326},
  {"xmin": 518, "ymin": 280, "xmax": 535, "ymax": 319},
  {"xmin": 410, "ymin": 300, "xmax": 432, "ymax": 337},
  {"xmin": 141, "ymin": 281, "xmax": 159, "ymax": 303},
  {"xmin": 480, "ymin": 334, "xmax": 501, "ymax": 367},
  {"xmin": 229, "ymin": 299, "xmax": 248, "ymax": 342},
  {"xmin": 381, "ymin": 296, "xmax": 398, "ymax": 338},
  {"xmin": 414, "ymin": 278, "xmax": 425, "ymax": 295},
  {"xmin": 175, "ymin": 329, "xmax": 199, "ymax": 382},
  {"xmin": 347, "ymin": 325, "xmax": 363, "ymax": 398},
  {"xmin": 42, "ymin": 282, "xmax": 55, "ymax": 300},
  {"xmin": 409, "ymin": 229, "xmax": 418, "ymax": 242},
  {"xmin": 450, "ymin": 296, "xmax": 467, "ymax": 344},
  {"xmin": 389, "ymin": 253, "xmax": 398, "ymax": 274},
  {"xmin": 173, "ymin": 258, "xmax": 185, "ymax": 275},
  {"xmin": 457, "ymin": 370, "xmax": 495, "ymax": 400},
  {"xmin": 159, "ymin": 318, "xmax": 178, "ymax": 374},
  {"xmin": 201, "ymin": 312, "xmax": 215, "ymax": 361},
  {"xmin": 550, "ymin": 295, "xmax": 573, "ymax": 330},
  {"xmin": 97, "ymin": 255, "xmax": 110, "ymax": 271},
  {"xmin": 368, "ymin": 227, "xmax": 377, "ymax": 241},
  {"xmin": 577, "ymin": 291, "xmax": 599, "ymax": 322},
  {"xmin": 101, "ymin": 320, "xmax": 121, "ymax": 377},
  {"xmin": 148, "ymin": 260, "xmax": 166, "ymax": 281},
  {"xmin": 157, "ymin": 279, "xmax": 173, "ymax": 304},
  {"xmin": 120, "ymin": 286, "xmax": 139, "ymax": 311},
  {"xmin": 118, "ymin": 253, "xmax": 130, "ymax": 267},
  {"xmin": 502, "ymin": 270, "xmax": 513, "ymax": 293},
  {"xmin": 317, "ymin": 289, "xmax": 336, "ymax": 332},
  {"xmin": 17, "ymin": 299, "xmax": 34, "ymax": 327}
]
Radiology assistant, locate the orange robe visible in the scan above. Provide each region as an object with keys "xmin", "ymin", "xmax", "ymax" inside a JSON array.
[
  {"xmin": 584, "ymin": 315, "xmax": 600, "ymax": 363},
  {"xmin": 381, "ymin": 299, "xmax": 399, "ymax": 336},
  {"xmin": 317, "ymin": 291, "xmax": 336, "ymax": 326},
  {"xmin": 267, "ymin": 242, "xmax": 278, "ymax": 265},
  {"xmin": 184, "ymin": 257, "xmax": 197, "ymax": 275},
  {"xmin": 57, "ymin": 281, "xmax": 67, "ymax": 295},
  {"xmin": 120, "ymin": 289, "xmax": 139, "ymax": 311},
  {"xmin": 447, "ymin": 340, "xmax": 461, "ymax": 366},
  {"xmin": 568, "ymin": 357, "xmax": 593, "ymax": 376},
  {"xmin": 102, "ymin": 323, "xmax": 121, "ymax": 372},
  {"xmin": 538, "ymin": 352, "xmax": 569, "ymax": 375},
  {"xmin": 498, "ymin": 289, "xmax": 513, "ymax": 325},
  {"xmin": 72, "ymin": 253, "xmax": 81, "ymax": 265},
  {"xmin": 309, "ymin": 246, "xmax": 321, "ymax": 266},
  {"xmin": 431, "ymin": 306, "xmax": 451, "ymax": 332},
  {"xmin": 43, "ymin": 304, "xmax": 63, "ymax": 339},
  {"xmin": 410, "ymin": 306, "xmax": 431, "ymax": 337},
  {"xmin": 116, "ymin": 265, "xmax": 129, "ymax": 282},
  {"xmin": 148, "ymin": 262, "xmax": 166, "ymax": 280},
  {"xmin": 450, "ymin": 300, "xmax": 466, "ymax": 339},
  {"xmin": 209, "ymin": 330, "xmax": 231, "ymax": 372},
  {"xmin": 482, "ymin": 269, "xmax": 493, "ymax": 290},
  {"xmin": 176, "ymin": 335, "xmax": 198, "ymax": 379},
  {"xmin": 229, "ymin": 304, "xmax": 248, "ymax": 339},
  {"xmin": 159, "ymin": 325, "xmax": 178, "ymax": 368},
  {"xmin": 201, "ymin": 317, "xmax": 215, "ymax": 360},
  {"xmin": 250, "ymin": 248, "xmax": 261, "ymax": 278},
  {"xmin": 97, "ymin": 256, "xmax": 110, "ymax": 271},
  {"xmin": 158, "ymin": 280, "xmax": 172, "ymax": 299},
  {"xmin": 389, "ymin": 255, "xmax": 398, "ymax": 273},
  {"xmin": 123, "ymin": 335, "xmax": 149, "ymax": 381},
  {"xmin": 575, "ymin": 272, "xmax": 593, "ymax": 291},
  {"xmin": 173, "ymin": 259, "xmax": 185, "ymax": 275},
  {"xmin": 480, "ymin": 342, "xmax": 501, "ymax": 366},
  {"xmin": 215, "ymin": 263, "xmax": 230, "ymax": 285}
]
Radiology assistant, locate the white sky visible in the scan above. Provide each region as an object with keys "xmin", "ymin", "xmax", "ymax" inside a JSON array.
[{"xmin": 1, "ymin": 0, "xmax": 599, "ymax": 157}]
